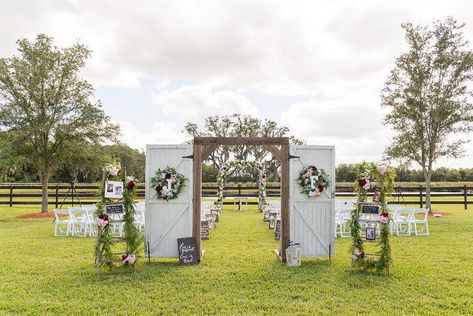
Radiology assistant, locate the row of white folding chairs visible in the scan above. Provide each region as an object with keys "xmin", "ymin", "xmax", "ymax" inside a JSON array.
[
  {"xmin": 335, "ymin": 204, "xmax": 429, "ymax": 237},
  {"xmin": 53, "ymin": 205, "xmax": 98, "ymax": 237},
  {"xmin": 391, "ymin": 207, "xmax": 429, "ymax": 236},
  {"xmin": 54, "ymin": 203, "xmax": 146, "ymax": 237}
]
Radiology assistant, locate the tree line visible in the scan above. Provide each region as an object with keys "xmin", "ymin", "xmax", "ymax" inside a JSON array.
[
  {"xmin": 0, "ymin": 141, "xmax": 145, "ymax": 184},
  {"xmin": 336, "ymin": 164, "xmax": 473, "ymax": 183}
]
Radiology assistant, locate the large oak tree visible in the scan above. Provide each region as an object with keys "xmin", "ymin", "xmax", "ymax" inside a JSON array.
[
  {"xmin": 382, "ymin": 18, "xmax": 473, "ymax": 210},
  {"xmin": 0, "ymin": 34, "xmax": 117, "ymax": 212}
]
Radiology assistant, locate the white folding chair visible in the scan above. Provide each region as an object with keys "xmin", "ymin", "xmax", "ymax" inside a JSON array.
[
  {"xmin": 411, "ymin": 208, "xmax": 429, "ymax": 236},
  {"xmin": 53, "ymin": 209, "xmax": 72, "ymax": 236},
  {"xmin": 82, "ymin": 205, "xmax": 97, "ymax": 237},
  {"xmin": 392, "ymin": 208, "xmax": 413, "ymax": 236},
  {"xmin": 133, "ymin": 202, "xmax": 145, "ymax": 231},
  {"xmin": 69, "ymin": 207, "xmax": 89, "ymax": 237}
]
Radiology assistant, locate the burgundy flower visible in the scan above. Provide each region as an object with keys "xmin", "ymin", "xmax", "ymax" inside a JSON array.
[
  {"xmin": 165, "ymin": 173, "xmax": 172, "ymax": 180},
  {"xmin": 380, "ymin": 212, "xmax": 389, "ymax": 218},
  {"xmin": 308, "ymin": 165, "xmax": 317, "ymax": 172},
  {"xmin": 156, "ymin": 185, "xmax": 163, "ymax": 193},
  {"xmin": 318, "ymin": 185, "xmax": 324, "ymax": 192},
  {"xmin": 122, "ymin": 254, "xmax": 127, "ymax": 261},
  {"xmin": 357, "ymin": 251, "xmax": 365, "ymax": 258},
  {"xmin": 98, "ymin": 214, "xmax": 109, "ymax": 221},
  {"xmin": 127, "ymin": 181, "xmax": 135, "ymax": 190},
  {"xmin": 358, "ymin": 178, "xmax": 367, "ymax": 187}
]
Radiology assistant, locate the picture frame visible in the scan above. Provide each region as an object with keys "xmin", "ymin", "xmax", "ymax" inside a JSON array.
[
  {"xmin": 372, "ymin": 188, "xmax": 382, "ymax": 203},
  {"xmin": 104, "ymin": 181, "xmax": 124, "ymax": 198},
  {"xmin": 360, "ymin": 202, "xmax": 381, "ymax": 215},
  {"xmin": 366, "ymin": 227, "xmax": 376, "ymax": 241},
  {"xmin": 105, "ymin": 202, "xmax": 124, "ymax": 215}
]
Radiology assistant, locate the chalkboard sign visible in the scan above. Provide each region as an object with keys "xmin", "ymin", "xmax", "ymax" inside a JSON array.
[
  {"xmin": 177, "ymin": 237, "xmax": 198, "ymax": 266},
  {"xmin": 361, "ymin": 203, "xmax": 381, "ymax": 215},
  {"xmin": 201, "ymin": 221, "xmax": 209, "ymax": 240},
  {"xmin": 105, "ymin": 203, "xmax": 124, "ymax": 215},
  {"xmin": 274, "ymin": 220, "xmax": 281, "ymax": 241}
]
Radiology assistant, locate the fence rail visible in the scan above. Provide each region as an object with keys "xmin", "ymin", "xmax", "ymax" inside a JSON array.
[{"xmin": 0, "ymin": 183, "xmax": 471, "ymax": 209}]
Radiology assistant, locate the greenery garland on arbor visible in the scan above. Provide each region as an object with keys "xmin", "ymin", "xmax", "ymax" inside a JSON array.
[
  {"xmin": 350, "ymin": 162, "xmax": 396, "ymax": 273},
  {"xmin": 216, "ymin": 160, "xmax": 265, "ymax": 211},
  {"xmin": 95, "ymin": 163, "xmax": 142, "ymax": 269}
]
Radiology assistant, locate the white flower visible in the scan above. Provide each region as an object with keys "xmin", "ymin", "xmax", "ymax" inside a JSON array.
[{"xmin": 377, "ymin": 164, "xmax": 388, "ymax": 175}]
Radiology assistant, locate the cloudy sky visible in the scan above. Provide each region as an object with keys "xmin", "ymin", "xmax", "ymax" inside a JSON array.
[{"xmin": 1, "ymin": 0, "xmax": 472, "ymax": 168}]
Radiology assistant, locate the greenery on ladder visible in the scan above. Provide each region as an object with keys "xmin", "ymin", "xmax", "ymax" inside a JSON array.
[
  {"xmin": 95, "ymin": 163, "xmax": 142, "ymax": 269},
  {"xmin": 350, "ymin": 162, "xmax": 396, "ymax": 273}
]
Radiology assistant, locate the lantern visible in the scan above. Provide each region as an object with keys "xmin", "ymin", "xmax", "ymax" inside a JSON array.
[
  {"xmin": 268, "ymin": 210, "xmax": 278, "ymax": 229},
  {"xmin": 286, "ymin": 243, "xmax": 302, "ymax": 267}
]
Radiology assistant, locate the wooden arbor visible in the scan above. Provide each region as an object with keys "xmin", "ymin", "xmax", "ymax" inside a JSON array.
[{"xmin": 192, "ymin": 137, "xmax": 291, "ymax": 262}]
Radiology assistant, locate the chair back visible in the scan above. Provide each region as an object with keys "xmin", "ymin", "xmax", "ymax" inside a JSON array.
[
  {"xmin": 53, "ymin": 209, "xmax": 69, "ymax": 221},
  {"xmin": 413, "ymin": 208, "xmax": 429, "ymax": 220}
]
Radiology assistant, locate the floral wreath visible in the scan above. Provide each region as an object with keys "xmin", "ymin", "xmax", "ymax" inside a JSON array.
[
  {"xmin": 151, "ymin": 167, "xmax": 186, "ymax": 201},
  {"xmin": 297, "ymin": 165, "xmax": 330, "ymax": 197}
]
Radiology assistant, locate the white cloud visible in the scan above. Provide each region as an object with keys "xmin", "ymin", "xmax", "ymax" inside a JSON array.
[
  {"xmin": 1, "ymin": 0, "xmax": 472, "ymax": 167},
  {"xmin": 118, "ymin": 121, "xmax": 187, "ymax": 150},
  {"xmin": 282, "ymin": 97, "xmax": 394, "ymax": 164},
  {"xmin": 152, "ymin": 85, "xmax": 258, "ymax": 122}
]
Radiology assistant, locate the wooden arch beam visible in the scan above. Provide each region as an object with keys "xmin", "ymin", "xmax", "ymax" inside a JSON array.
[
  {"xmin": 263, "ymin": 144, "xmax": 283, "ymax": 162},
  {"xmin": 201, "ymin": 144, "xmax": 218, "ymax": 161}
]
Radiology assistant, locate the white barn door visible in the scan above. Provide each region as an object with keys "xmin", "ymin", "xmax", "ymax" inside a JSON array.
[
  {"xmin": 145, "ymin": 145, "xmax": 193, "ymax": 258},
  {"xmin": 289, "ymin": 145, "xmax": 335, "ymax": 258}
]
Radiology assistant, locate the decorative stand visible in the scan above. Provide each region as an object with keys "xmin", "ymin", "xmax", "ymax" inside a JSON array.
[
  {"xmin": 350, "ymin": 162, "xmax": 395, "ymax": 275},
  {"xmin": 95, "ymin": 165, "xmax": 141, "ymax": 273}
]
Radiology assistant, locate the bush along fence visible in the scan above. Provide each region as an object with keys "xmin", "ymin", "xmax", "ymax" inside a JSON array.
[{"xmin": 0, "ymin": 183, "xmax": 472, "ymax": 209}]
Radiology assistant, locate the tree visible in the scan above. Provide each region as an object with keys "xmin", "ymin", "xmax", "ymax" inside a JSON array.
[
  {"xmin": 0, "ymin": 132, "xmax": 20, "ymax": 181},
  {"xmin": 184, "ymin": 114, "xmax": 303, "ymax": 181},
  {"xmin": 0, "ymin": 34, "xmax": 117, "ymax": 212},
  {"xmin": 381, "ymin": 18, "xmax": 473, "ymax": 210}
]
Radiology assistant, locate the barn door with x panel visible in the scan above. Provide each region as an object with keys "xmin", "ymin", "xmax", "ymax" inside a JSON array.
[
  {"xmin": 145, "ymin": 145, "xmax": 193, "ymax": 257},
  {"xmin": 289, "ymin": 145, "xmax": 335, "ymax": 258}
]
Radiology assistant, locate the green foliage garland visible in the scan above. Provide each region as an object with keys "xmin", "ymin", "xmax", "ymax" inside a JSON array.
[
  {"xmin": 151, "ymin": 167, "xmax": 186, "ymax": 201},
  {"xmin": 350, "ymin": 162, "xmax": 396, "ymax": 273}
]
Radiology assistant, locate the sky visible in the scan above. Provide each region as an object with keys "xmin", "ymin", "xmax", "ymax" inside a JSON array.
[{"xmin": 0, "ymin": 0, "xmax": 472, "ymax": 168}]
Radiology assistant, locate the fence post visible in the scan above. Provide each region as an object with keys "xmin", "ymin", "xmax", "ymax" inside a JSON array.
[
  {"xmin": 464, "ymin": 185, "xmax": 468, "ymax": 210},
  {"xmin": 419, "ymin": 185, "xmax": 423, "ymax": 208},
  {"xmin": 9, "ymin": 185, "xmax": 13, "ymax": 207},
  {"xmin": 238, "ymin": 183, "xmax": 242, "ymax": 196},
  {"xmin": 55, "ymin": 184, "xmax": 59, "ymax": 209}
]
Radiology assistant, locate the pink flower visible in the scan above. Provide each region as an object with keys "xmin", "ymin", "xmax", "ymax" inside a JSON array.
[
  {"xmin": 97, "ymin": 217, "xmax": 109, "ymax": 228},
  {"xmin": 378, "ymin": 213, "xmax": 389, "ymax": 224},
  {"xmin": 377, "ymin": 164, "xmax": 388, "ymax": 175},
  {"xmin": 362, "ymin": 179, "xmax": 371, "ymax": 190},
  {"xmin": 122, "ymin": 253, "xmax": 136, "ymax": 264},
  {"xmin": 354, "ymin": 248, "xmax": 365, "ymax": 258}
]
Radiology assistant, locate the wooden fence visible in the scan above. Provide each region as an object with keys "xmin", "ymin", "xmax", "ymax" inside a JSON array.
[{"xmin": 0, "ymin": 183, "xmax": 471, "ymax": 209}]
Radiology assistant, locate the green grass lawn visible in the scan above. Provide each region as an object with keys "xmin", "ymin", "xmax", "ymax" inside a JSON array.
[{"xmin": 0, "ymin": 202, "xmax": 472, "ymax": 315}]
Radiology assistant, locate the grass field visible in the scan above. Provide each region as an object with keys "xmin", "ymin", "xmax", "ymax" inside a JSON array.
[{"xmin": 1, "ymin": 202, "xmax": 472, "ymax": 315}]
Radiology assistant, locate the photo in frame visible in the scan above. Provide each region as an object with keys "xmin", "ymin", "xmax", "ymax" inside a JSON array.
[
  {"xmin": 105, "ymin": 203, "xmax": 125, "ymax": 215},
  {"xmin": 366, "ymin": 227, "xmax": 376, "ymax": 241},
  {"xmin": 104, "ymin": 181, "xmax": 124, "ymax": 198}
]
